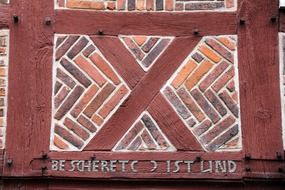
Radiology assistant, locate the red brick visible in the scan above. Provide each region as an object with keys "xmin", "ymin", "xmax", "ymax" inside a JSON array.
[
  {"xmin": 165, "ymin": 0, "xmax": 174, "ymax": 11},
  {"xmin": 56, "ymin": 36, "xmax": 79, "ymax": 61},
  {"xmin": 200, "ymin": 115, "xmax": 235, "ymax": 144},
  {"xmin": 82, "ymin": 44, "xmax": 96, "ymax": 57},
  {"xmin": 117, "ymin": 0, "xmax": 126, "ymax": 10},
  {"xmin": 225, "ymin": 0, "xmax": 234, "ymax": 8},
  {"xmin": 185, "ymin": 60, "xmax": 213, "ymax": 91},
  {"xmin": 67, "ymin": 37, "xmax": 89, "ymax": 59},
  {"xmin": 64, "ymin": 117, "xmax": 90, "ymax": 140},
  {"xmin": 190, "ymin": 88, "xmax": 220, "ymax": 124},
  {"xmin": 91, "ymin": 114, "xmax": 104, "ymax": 126},
  {"xmin": 219, "ymin": 90, "xmax": 239, "ymax": 118},
  {"xmin": 71, "ymin": 85, "xmax": 99, "ymax": 118},
  {"xmin": 122, "ymin": 37, "xmax": 145, "ymax": 60},
  {"xmin": 171, "ymin": 60, "xmax": 197, "ymax": 89},
  {"xmin": 226, "ymin": 80, "xmax": 235, "ymax": 92},
  {"xmin": 60, "ymin": 58, "xmax": 92, "ymax": 88},
  {"xmin": 0, "ymin": 88, "xmax": 5, "ymax": 96},
  {"xmin": 141, "ymin": 114, "xmax": 168, "ymax": 148},
  {"xmin": 206, "ymin": 124, "xmax": 239, "ymax": 151},
  {"xmin": 54, "ymin": 81, "xmax": 63, "ymax": 95},
  {"xmin": 54, "ymin": 86, "xmax": 70, "ymax": 109},
  {"xmin": 193, "ymin": 119, "xmax": 212, "ymax": 136},
  {"xmin": 67, "ymin": 0, "xmax": 105, "ymax": 10},
  {"xmin": 204, "ymin": 89, "xmax": 227, "ymax": 116},
  {"xmin": 56, "ymin": 68, "xmax": 76, "ymax": 89},
  {"xmin": 217, "ymin": 36, "xmax": 236, "ymax": 51},
  {"xmin": 0, "ymin": 67, "xmax": 6, "ymax": 76},
  {"xmin": 212, "ymin": 67, "xmax": 234, "ymax": 92},
  {"xmin": 115, "ymin": 122, "xmax": 144, "ymax": 150},
  {"xmin": 199, "ymin": 45, "xmax": 221, "ymax": 63},
  {"xmin": 177, "ymin": 87, "xmax": 205, "ymax": 122},
  {"xmin": 205, "ymin": 38, "xmax": 234, "ymax": 63},
  {"xmin": 141, "ymin": 129, "xmax": 157, "ymax": 149},
  {"xmin": 83, "ymin": 83, "xmax": 115, "ymax": 118},
  {"xmin": 136, "ymin": 0, "xmax": 145, "ymax": 10},
  {"xmin": 90, "ymin": 53, "xmax": 121, "ymax": 85},
  {"xmin": 186, "ymin": 118, "xmax": 196, "ymax": 128},
  {"xmin": 142, "ymin": 37, "xmax": 159, "ymax": 53},
  {"xmin": 199, "ymin": 61, "xmax": 229, "ymax": 92},
  {"xmin": 56, "ymin": 36, "xmax": 67, "ymax": 48},
  {"xmin": 54, "ymin": 86, "xmax": 84, "ymax": 120},
  {"xmin": 163, "ymin": 86, "xmax": 191, "ymax": 119},
  {"xmin": 175, "ymin": 3, "xmax": 184, "ymax": 11},
  {"xmin": 54, "ymin": 135, "xmax": 69, "ymax": 149},
  {"xmin": 192, "ymin": 52, "xmax": 204, "ymax": 63},
  {"xmin": 128, "ymin": 136, "xmax": 142, "ymax": 150},
  {"xmin": 74, "ymin": 55, "xmax": 106, "ymax": 87},
  {"xmin": 54, "ymin": 124, "xmax": 84, "ymax": 149},
  {"xmin": 98, "ymin": 85, "xmax": 129, "ymax": 118},
  {"xmin": 107, "ymin": 1, "xmax": 116, "ymax": 10},
  {"xmin": 77, "ymin": 115, "xmax": 97, "ymax": 133},
  {"xmin": 146, "ymin": 0, "xmax": 154, "ymax": 11},
  {"xmin": 133, "ymin": 36, "xmax": 147, "ymax": 46},
  {"xmin": 142, "ymin": 39, "xmax": 171, "ymax": 68}
]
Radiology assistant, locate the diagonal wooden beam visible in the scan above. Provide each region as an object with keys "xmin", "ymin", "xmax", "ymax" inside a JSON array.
[
  {"xmin": 148, "ymin": 93, "xmax": 205, "ymax": 151},
  {"xmin": 91, "ymin": 36, "xmax": 145, "ymax": 89},
  {"xmin": 0, "ymin": 5, "xmax": 10, "ymax": 28},
  {"xmin": 84, "ymin": 36, "xmax": 201, "ymax": 151},
  {"xmin": 55, "ymin": 10, "xmax": 237, "ymax": 36}
]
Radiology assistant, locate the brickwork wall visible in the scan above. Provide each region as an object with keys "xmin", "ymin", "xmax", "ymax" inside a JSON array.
[
  {"xmin": 0, "ymin": 30, "xmax": 9, "ymax": 149},
  {"xmin": 51, "ymin": 34, "xmax": 130, "ymax": 151},
  {"xmin": 161, "ymin": 35, "xmax": 241, "ymax": 152},
  {"xmin": 51, "ymin": 34, "xmax": 241, "ymax": 152},
  {"xmin": 56, "ymin": 0, "xmax": 236, "ymax": 11}
]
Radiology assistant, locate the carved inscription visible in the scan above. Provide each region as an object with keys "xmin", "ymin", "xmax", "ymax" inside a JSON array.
[{"xmin": 51, "ymin": 159, "xmax": 237, "ymax": 174}]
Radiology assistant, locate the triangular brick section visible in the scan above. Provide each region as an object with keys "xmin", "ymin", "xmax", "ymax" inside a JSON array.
[
  {"xmin": 113, "ymin": 112, "xmax": 176, "ymax": 152},
  {"xmin": 51, "ymin": 34, "xmax": 131, "ymax": 151},
  {"xmin": 161, "ymin": 35, "xmax": 241, "ymax": 152},
  {"xmin": 120, "ymin": 35, "xmax": 174, "ymax": 71}
]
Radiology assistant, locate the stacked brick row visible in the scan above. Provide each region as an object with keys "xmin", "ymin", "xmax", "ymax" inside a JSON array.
[
  {"xmin": 162, "ymin": 35, "xmax": 241, "ymax": 152},
  {"xmin": 51, "ymin": 35, "xmax": 130, "ymax": 151},
  {"xmin": 56, "ymin": 0, "xmax": 235, "ymax": 11},
  {"xmin": 0, "ymin": 30, "xmax": 8, "ymax": 149}
]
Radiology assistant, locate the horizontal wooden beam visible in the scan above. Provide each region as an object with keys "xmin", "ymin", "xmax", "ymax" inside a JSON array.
[
  {"xmin": 0, "ymin": 5, "xmax": 10, "ymax": 28},
  {"xmin": 55, "ymin": 10, "xmax": 237, "ymax": 36}
]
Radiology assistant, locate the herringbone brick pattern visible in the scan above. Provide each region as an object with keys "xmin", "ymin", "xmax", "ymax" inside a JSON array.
[
  {"xmin": 55, "ymin": 0, "xmax": 235, "ymax": 11},
  {"xmin": 120, "ymin": 35, "xmax": 173, "ymax": 71},
  {"xmin": 161, "ymin": 35, "xmax": 241, "ymax": 152},
  {"xmin": 51, "ymin": 34, "xmax": 130, "ymax": 151},
  {"xmin": 0, "ymin": 30, "xmax": 9, "ymax": 149},
  {"xmin": 113, "ymin": 112, "xmax": 176, "ymax": 152}
]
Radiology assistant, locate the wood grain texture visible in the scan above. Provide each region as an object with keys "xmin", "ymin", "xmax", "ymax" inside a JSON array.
[
  {"xmin": 148, "ymin": 93, "xmax": 204, "ymax": 151},
  {"xmin": 91, "ymin": 36, "xmax": 145, "ymax": 89},
  {"xmin": 84, "ymin": 36, "xmax": 201, "ymax": 150},
  {"xmin": 0, "ymin": 4, "xmax": 10, "ymax": 28},
  {"xmin": 238, "ymin": 0, "xmax": 283, "ymax": 159},
  {"xmin": 55, "ymin": 10, "xmax": 237, "ymax": 36},
  {"xmin": 3, "ymin": 179, "xmax": 285, "ymax": 190},
  {"xmin": 4, "ymin": 0, "xmax": 54, "ymax": 176}
]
